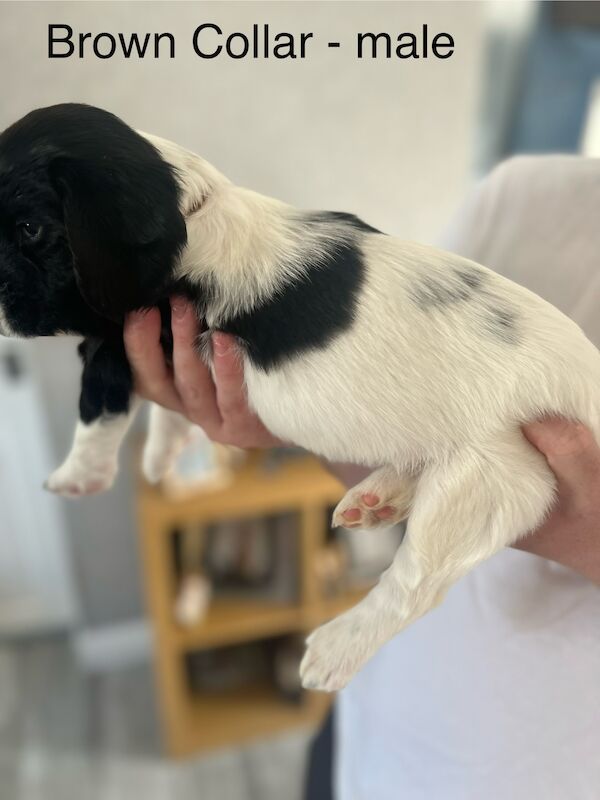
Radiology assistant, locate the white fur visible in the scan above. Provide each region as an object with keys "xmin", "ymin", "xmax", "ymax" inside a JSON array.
[
  {"xmin": 49, "ymin": 403, "xmax": 193, "ymax": 493},
  {"xmin": 0, "ymin": 302, "xmax": 15, "ymax": 337},
  {"xmin": 58, "ymin": 137, "xmax": 600, "ymax": 689},
  {"xmin": 46, "ymin": 403, "xmax": 139, "ymax": 497},
  {"xmin": 142, "ymin": 404, "xmax": 194, "ymax": 484}
]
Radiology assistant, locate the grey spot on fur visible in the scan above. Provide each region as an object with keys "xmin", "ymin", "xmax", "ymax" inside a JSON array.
[
  {"xmin": 454, "ymin": 266, "xmax": 485, "ymax": 290},
  {"xmin": 409, "ymin": 275, "xmax": 471, "ymax": 309},
  {"xmin": 483, "ymin": 305, "xmax": 520, "ymax": 345},
  {"xmin": 409, "ymin": 266, "xmax": 487, "ymax": 310},
  {"xmin": 409, "ymin": 265, "xmax": 520, "ymax": 345}
]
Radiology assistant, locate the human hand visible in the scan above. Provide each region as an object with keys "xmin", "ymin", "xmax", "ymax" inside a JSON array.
[
  {"xmin": 123, "ymin": 298, "xmax": 283, "ymax": 449},
  {"xmin": 516, "ymin": 418, "xmax": 600, "ymax": 583},
  {"xmin": 330, "ymin": 419, "xmax": 600, "ymax": 583}
]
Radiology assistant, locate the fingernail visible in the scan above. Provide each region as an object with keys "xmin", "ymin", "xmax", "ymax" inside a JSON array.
[
  {"xmin": 213, "ymin": 333, "xmax": 230, "ymax": 357},
  {"xmin": 171, "ymin": 297, "xmax": 187, "ymax": 320}
]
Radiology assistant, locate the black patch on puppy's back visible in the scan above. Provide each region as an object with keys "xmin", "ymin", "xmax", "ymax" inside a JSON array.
[{"xmin": 220, "ymin": 241, "xmax": 365, "ymax": 371}]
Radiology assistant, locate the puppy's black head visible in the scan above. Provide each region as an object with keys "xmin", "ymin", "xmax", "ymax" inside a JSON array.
[{"xmin": 0, "ymin": 103, "xmax": 186, "ymax": 336}]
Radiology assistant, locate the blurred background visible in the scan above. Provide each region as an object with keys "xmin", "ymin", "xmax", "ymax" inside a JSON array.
[{"xmin": 1, "ymin": 1, "xmax": 599, "ymax": 798}]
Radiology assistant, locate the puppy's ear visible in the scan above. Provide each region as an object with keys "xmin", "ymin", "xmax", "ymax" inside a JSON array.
[{"xmin": 51, "ymin": 142, "xmax": 186, "ymax": 321}]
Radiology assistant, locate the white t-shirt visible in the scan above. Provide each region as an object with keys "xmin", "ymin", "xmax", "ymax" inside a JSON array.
[{"xmin": 336, "ymin": 156, "xmax": 600, "ymax": 800}]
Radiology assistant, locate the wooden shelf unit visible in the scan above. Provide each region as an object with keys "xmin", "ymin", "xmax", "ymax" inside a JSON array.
[{"xmin": 136, "ymin": 451, "xmax": 366, "ymax": 757}]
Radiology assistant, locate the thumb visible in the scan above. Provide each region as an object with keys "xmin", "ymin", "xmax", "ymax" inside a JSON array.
[{"xmin": 523, "ymin": 418, "xmax": 600, "ymax": 499}]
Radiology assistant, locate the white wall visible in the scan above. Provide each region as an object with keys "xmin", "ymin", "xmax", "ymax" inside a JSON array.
[{"xmin": 0, "ymin": 1, "xmax": 485, "ymax": 625}]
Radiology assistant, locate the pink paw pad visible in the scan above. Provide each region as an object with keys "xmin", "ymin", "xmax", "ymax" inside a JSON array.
[
  {"xmin": 342, "ymin": 507, "xmax": 362, "ymax": 522},
  {"xmin": 375, "ymin": 505, "xmax": 394, "ymax": 519},
  {"xmin": 86, "ymin": 480, "xmax": 107, "ymax": 495},
  {"xmin": 361, "ymin": 493, "xmax": 380, "ymax": 507}
]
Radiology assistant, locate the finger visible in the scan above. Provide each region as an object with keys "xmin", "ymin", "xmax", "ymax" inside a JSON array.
[
  {"xmin": 124, "ymin": 308, "xmax": 182, "ymax": 410},
  {"xmin": 171, "ymin": 298, "xmax": 222, "ymax": 434},
  {"xmin": 212, "ymin": 332, "xmax": 252, "ymax": 423},
  {"xmin": 523, "ymin": 417, "xmax": 600, "ymax": 499}
]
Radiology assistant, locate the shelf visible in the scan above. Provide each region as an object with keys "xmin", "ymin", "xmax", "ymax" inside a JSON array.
[
  {"xmin": 138, "ymin": 451, "xmax": 344, "ymax": 527},
  {"xmin": 172, "ymin": 598, "xmax": 304, "ymax": 651},
  {"xmin": 171, "ymin": 587, "xmax": 372, "ymax": 652},
  {"xmin": 174, "ymin": 681, "xmax": 330, "ymax": 755},
  {"xmin": 136, "ymin": 447, "xmax": 367, "ymax": 755}
]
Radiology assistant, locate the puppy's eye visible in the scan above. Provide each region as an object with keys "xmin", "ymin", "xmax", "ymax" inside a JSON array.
[{"xmin": 17, "ymin": 222, "xmax": 43, "ymax": 244}]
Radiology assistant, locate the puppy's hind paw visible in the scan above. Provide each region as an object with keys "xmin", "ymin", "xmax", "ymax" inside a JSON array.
[
  {"xmin": 44, "ymin": 460, "xmax": 117, "ymax": 498},
  {"xmin": 332, "ymin": 490, "xmax": 409, "ymax": 530},
  {"xmin": 332, "ymin": 469, "xmax": 416, "ymax": 530},
  {"xmin": 300, "ymin": 613, "xmax": 370, "ymax": 693},
  {"xmin": 142, "ymin": 440, "xmax": 189, "ymax": 485}
]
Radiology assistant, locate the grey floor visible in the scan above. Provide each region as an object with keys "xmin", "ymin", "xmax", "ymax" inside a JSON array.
[{"xmin": 0, "ymin": 636, "xmax": 311, "ymax": 800}]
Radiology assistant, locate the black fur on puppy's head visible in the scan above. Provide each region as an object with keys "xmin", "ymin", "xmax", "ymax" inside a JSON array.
[{"xmin": 0, "ymin": 103, "xmax": 187, "ymax": 336}]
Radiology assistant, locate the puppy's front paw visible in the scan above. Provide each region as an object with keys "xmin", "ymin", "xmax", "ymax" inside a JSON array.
[
  {"xmin": 44, "ymin": 460, "xmax": 117, "ymax": 498},
  {"xmin": 300, "ymin": 612, "xmax": 370, "ymax": 692}
]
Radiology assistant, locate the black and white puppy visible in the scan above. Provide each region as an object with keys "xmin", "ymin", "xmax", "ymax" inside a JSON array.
[{"xmin": 1, "ymin": 104, "xmax": 599, "ymax": 691}]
